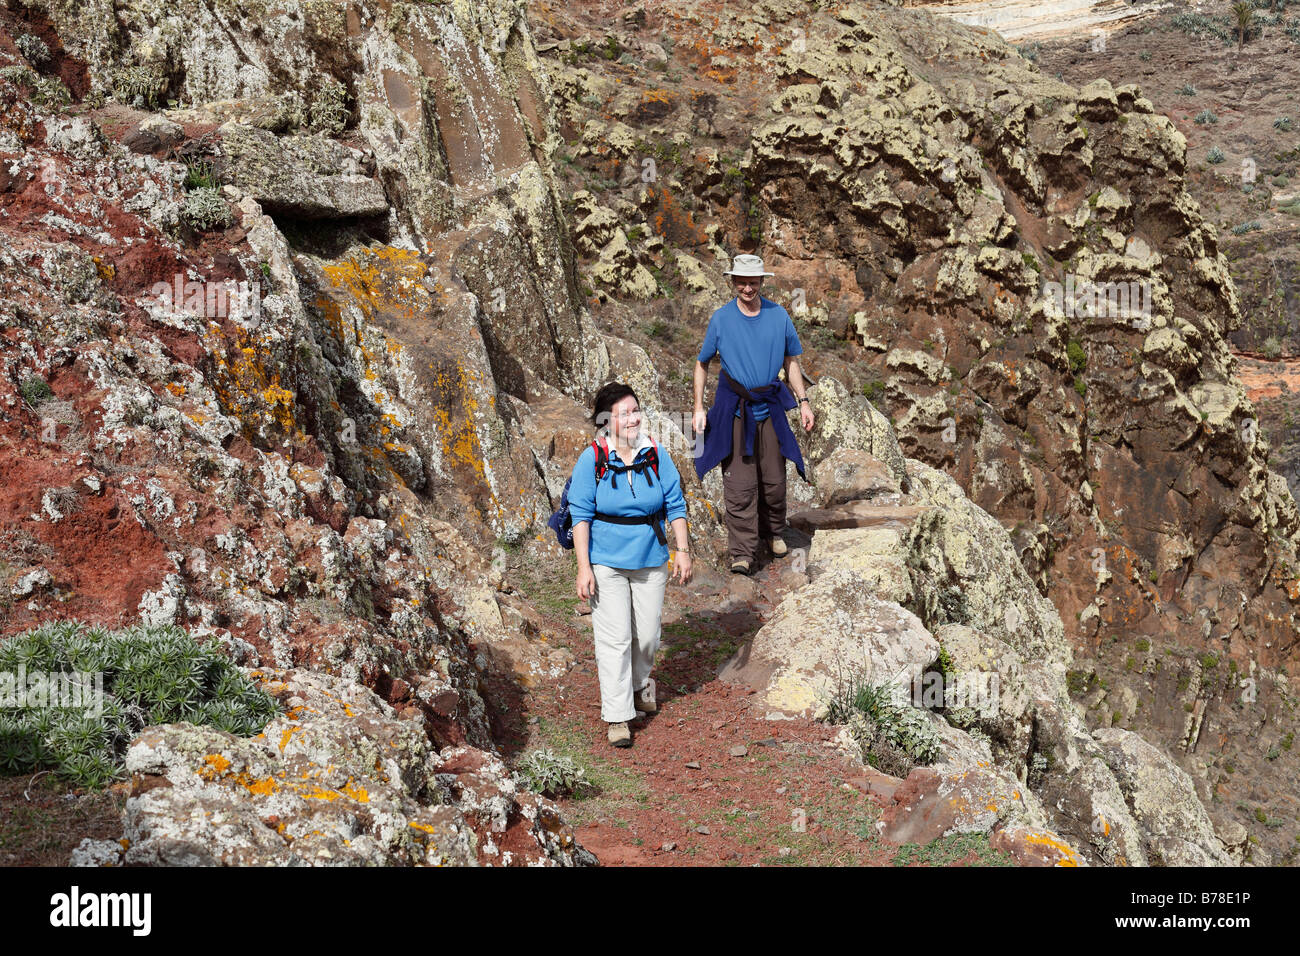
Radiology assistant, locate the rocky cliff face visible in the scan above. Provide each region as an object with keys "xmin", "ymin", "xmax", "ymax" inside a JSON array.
[
  {"xmin": 0, "ymin": 0, "xmax": 616, "ymax": 864},
  {"xmin": 0, "ymin": 0, "xmax": 1295, "ymax": 864}
]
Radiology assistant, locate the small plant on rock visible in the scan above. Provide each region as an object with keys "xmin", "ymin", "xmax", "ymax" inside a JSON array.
[
  {"xmin": 19, "ymin": 375, "xmax": 54, "ymax": 406},
  {"xmin": 513, "ymin": 749, "xmax": 590, "ymax": 798},
  {"xmin": 109, "ymin": 64, "xmax": 167, "ymax": 110},
  {"xmin": 182, "ymin": 187, "xmax": 233, "ymax": 231},
  {"xmin": 1195, "ymin": 108, "xmax": 1219, "ymax": 125},
  {"xmin": 15, "ymin": 33, "xmax": 51, "ymax": 67},
  {"xmin": 825, "ymin": 673, "xmax": 941, "ymax": 773},
  {"xmin": 0, "ymin": 621, "xmax": 280, "ymax": 789},
  {"xmin": 1208, "ymin": 145, "xmax": 1226, "ymax": 164},
  {"xmin": 309, "ymin": 78, "xmax": 349, "ymax": 137}
]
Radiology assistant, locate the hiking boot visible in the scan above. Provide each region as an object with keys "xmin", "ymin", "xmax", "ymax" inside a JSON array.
[
  {"xmin": 730, "ymin": 559, "xmax": 752, "ymax": 576},
  {"xmin": 768, "ymin": 536, "xmax": 789, "ymax": 557},
  {"xmin": 633, "ymin": 678, "xmax": 657, "ymax": 715},
  {"xmin": 607, "ymin": 721, "xmax": 632, "ymax": 747}
]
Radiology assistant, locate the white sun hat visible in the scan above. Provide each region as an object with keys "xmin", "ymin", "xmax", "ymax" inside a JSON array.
[{"xmin": 724, "ymin": 253, "xmax": 774, "ymax": 277}]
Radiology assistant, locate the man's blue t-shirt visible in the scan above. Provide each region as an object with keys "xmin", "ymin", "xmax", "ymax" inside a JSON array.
[{"xmin": 698, "ymin": 297, "xmax": 803, "ymax": 421}]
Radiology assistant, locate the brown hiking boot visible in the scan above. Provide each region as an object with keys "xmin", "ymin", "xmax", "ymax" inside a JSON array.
[
  {"xmin": 633, "ymin": 678, "xmax": 657, "ymax": 715},
  {"xmin": 730, "ymin": 559, "xmax": 752, "ymax": 575},
  {"xmin": 607, "ymin": 721, "xmax": 632, "ymax": 747},
  {"xmin": 768, "ymin": 536, "xmax": 789, "ymax": 557}
]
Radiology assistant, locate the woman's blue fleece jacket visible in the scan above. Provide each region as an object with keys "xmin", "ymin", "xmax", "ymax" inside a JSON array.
[{"xmin": 567, "ymin": 439, "xmax": 688, "ymax": 570}]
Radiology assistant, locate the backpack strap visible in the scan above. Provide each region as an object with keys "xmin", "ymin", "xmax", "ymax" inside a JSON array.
[
  {"xmin": 645, "ymin": 437, "xmax": 660, "ymax": 480},
  {"xmin": 592, "ymin": 437, "xmax": 609, "ymax": 481}
]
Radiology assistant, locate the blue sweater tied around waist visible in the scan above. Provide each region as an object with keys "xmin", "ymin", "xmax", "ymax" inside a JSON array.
[{"xmin": 694, "ymin": 369, "xmax": 806, "ymax": 482}]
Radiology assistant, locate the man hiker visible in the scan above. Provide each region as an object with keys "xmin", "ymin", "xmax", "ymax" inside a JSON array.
[{"xmin": 692, "ymin": 253, "xmax": 814, "ymax": 575}]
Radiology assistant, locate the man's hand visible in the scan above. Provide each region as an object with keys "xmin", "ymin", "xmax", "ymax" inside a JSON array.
[
  {"xmin": 692, "ymin": 408, "xmax": 707, "ymax": 436},
  {"xmin": 800, "ymin": 402, "xmax": 815, "ymax": 432}
]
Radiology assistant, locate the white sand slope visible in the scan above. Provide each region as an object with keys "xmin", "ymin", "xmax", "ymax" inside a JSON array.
[{"xmin": 906, "ymin": 0, "xmax": 1171, "ymax": 41}]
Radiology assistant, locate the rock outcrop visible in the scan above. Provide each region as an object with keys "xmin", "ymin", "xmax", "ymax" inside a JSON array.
[{"xmin": 72, "ymin": 668, "xmax": 593, "ymax": 866}]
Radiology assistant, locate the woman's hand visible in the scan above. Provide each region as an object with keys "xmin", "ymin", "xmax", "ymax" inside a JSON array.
[
  {"xmin": 672, "ymin": 552, "xmax": 693, "ymax": 585},
  {"xmin": 576, "ymin": 565, "xmax": 596, "ymax": 601}
]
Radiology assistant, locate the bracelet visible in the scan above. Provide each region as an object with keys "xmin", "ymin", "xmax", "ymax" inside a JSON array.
[{"xmin": 798, "ymin": 397, "xmax": 810, "ymax": 405}]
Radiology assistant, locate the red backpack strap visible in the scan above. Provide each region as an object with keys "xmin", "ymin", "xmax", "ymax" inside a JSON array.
[
  {"xmin": 592, "ymin": 437, "xmax": 609, "ymax": 480},
  {"xmin": 646, "ymin": 436, "xmax": 660, "ymax": 478}
]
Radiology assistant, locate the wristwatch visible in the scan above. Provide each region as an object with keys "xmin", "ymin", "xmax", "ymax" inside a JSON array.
[{"xmin": 798, "ymin": 397, "xmax": 810, "ymax": 405}]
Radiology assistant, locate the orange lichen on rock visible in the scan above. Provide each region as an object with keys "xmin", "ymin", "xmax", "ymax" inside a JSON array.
[
  {"xmin": 207, "ymin": 324, "xmax": 302, "ymax": 441},
  {"xmin": 199, "ymin": 753, "xmax": 232, "ymax": 780}
]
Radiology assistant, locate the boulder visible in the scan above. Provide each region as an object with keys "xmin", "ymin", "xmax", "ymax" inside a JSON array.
[
  {"xmin": 720, "ymin": 572, "xmax": 937, "ymax": 718},
  {"xmin": 876, "ymin": 764, "xmax": 1048, "ymax": 845},
  {"xmin": 74, "ymin": 668, "xmax": 594, "ymax": 867},
  {"xmin": 1092, "ymin": 727, "xmax": 1233, "ymax": 866},
  {"xmin": 218, "ymin": 123, "xmax": 388, "ymax": 219},
  {"xmin": 812, "ymin": 448, "xmax": 902, "ymax": 508},
  {"xmin": 989, "ymin": 826, "xmax": 1086, "ymax": 867}
]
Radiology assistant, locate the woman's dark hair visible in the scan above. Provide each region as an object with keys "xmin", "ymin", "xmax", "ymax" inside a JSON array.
[{"xmin": 591, "ymin": 381, "xmax": 639, "ymax": 432}]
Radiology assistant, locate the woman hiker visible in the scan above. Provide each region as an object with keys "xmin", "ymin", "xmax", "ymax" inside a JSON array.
[{"xmin": 569, "ymin": 382, "xmax": 692, "ymax": 748}]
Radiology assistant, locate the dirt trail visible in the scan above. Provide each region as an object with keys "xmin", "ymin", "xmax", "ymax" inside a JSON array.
[{"xmin": 499, "ymin": 545, "xmax": 1006, "ymax": 867}]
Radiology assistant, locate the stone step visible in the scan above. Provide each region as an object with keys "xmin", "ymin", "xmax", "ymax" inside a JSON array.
[{"xmin": 787, "ymin": 502, "xmax": 927, "ymax": 533}]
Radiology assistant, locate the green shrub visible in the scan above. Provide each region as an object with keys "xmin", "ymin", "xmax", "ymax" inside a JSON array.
[
  {"xmin": 15, "ymin": 34, "xmax": 50, "ymax": 66},
  {"xmin": 1276, "ymin": 116, "xmax": 1294, "ymax": 131},
  {"xmin": 19, "ymin": 376, "xmax": 53, "ymax": 406},
  {"xmin": 825, "ymin": 675, "xmax": 941, "ymax": 767},
  {"xmin": 599, "ymin": 36, "xmax": 622, "ymax": 61},
  {"xmin": 1231, "ymin": 220, "xmax": 1262, "ymax": 234},
  {"xmin": 1066, "ymin": 669, "xmax": 1097, "ymax": 697},
  {"xmin": 109, "ymin": 64, "xmax": 167, "ymax": 110},
  {"xmin": 1177, "ymin": 84, "xmax": 1198, "ymax": 96},
  {"xmin": 309, "ymin": 78, "xmax": 349, "ymax": 137},
  {"xmin": 1066, "ymin": 339, "xmax": 1087, "ymax": 374},
  {"xmin": 1171, "ymin": 12, "xmax": 1235, "ymax": 44},
  {"xmin": 1207, "ymin": 146, "xmax": 1226, "ymax": 164},
  {"xmin": 182, "ymin": 187, "xmax": 233, "ymax": 230},
  {"xmin": 0, "ymin": 621, "xmax": 279, "ymax": 789},
  {"xmin": 860, "ymin": 378, "xmax": 886, "ymax": 403},
  {"xmin": 1195, "ymin": 108, "xmax": 1219, "ymax": 125},
  {"xmin": 513, "ymin": 748, "xmax": 590, "ymax": 797},
  {"xmin": 0, "ymin": 64, "xmax": 71, "ymax": 106},
  {"xmin": 183, "ymin": 158, "xmax": 217, "ymax": 190}
]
